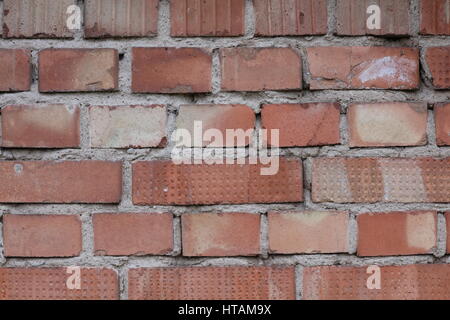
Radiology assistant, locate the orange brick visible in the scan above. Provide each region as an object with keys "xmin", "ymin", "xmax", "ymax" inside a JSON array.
[
  {"xmin": 436, "ymin": 103, "xmax": 450, "ymax": 146},
  {"xmin": 357, "ymin": 211, "xmax": 437, "ymax": 256},
  {"xmin": 268, "ymin": 211, "xmax": 348, "ymax": 254},
  {"xmin": 3, "ymin": 215, "xmax": 82, "ymax": 257},
  {"xmin": 0, "ymin": 49, "xmax": 31, "ymax": 92},
  {"xmin": 93, "ymin": 213, "xmax": 173, "ymax": 256},
  {"xmin": 128, "ymin": 266, "xmax": 295, "ymax": 300},
  {"xmin": 425, "ymin": 47, "xmax": 450, "ymax": 89},
  {"xmin": 182, "ymin": 213, "xmax": 260, "ymax": 256},
  {"xmin": 420, "ymin": 0, "xmax": 450, "ymax": 35}
]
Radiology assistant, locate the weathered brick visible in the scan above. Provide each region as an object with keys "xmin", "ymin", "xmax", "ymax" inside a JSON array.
[
  {"xmin": 303, "ymin": 264, "xmax": 450, "ymax": 300},
  {"xmin": 182, "ymin": 213, "xmax": 260, "ymax": 256},
  {"xmin": 85, "ymin": 0, "xmax": 158, "ymax": 38},
  {"xmin": 93, "ymin": 213, "xmax": 173, "ymax": 256},
  {"xmin": 220, "ymin": 47, "xmax": 302, "ymax": 91},
  {"xmin": 307, "ymin": 47, "xmax": 419, "ymax": 90},
  {"xmin": 261, "ymin": 103, "xmax": 341, "ymax": 147},
  {"xmin": 425, "ymin": 47, "xmax": 450, "ymax": 89},
  {"xmin": 132, "ymin": 159, "xmax": 303, "ymax": 205},
  {"xmin": 132, "ymin": 47, "xmax": 212, "ymax": 93},
  {"xmin": 0, "ymin": 268, "xmax": 118, "ymax": 300},
  {"xmin": 420, "ymin": 0, "xmax": 450, "ymax": 35},
  {"xmin": 0, "ymin": 161, "xmax": 122, "ymax": 203},
  {"xmin": 357, "ymin": 211, "xmax": 437, "ymax": 256},
  {"xmin": 38, "ymin": 49, "xmax": 119, "ymax": 92},
  {"xmin": 0, "ymin": 49, "xmax": 31, "ymax": 92},
  {"xmin": 312, "ymin": 157, "xmax": 450, "ymax": 203},
  {"xmin": 128, "ymin": 266, "xmax": 295, "ymax": 299},
  {"xmin": 347, "ymin": 102, "xmax": 428, "ymax": 147},
  {"xmin": 1, "ymin": 104, "xmax": 80, "ymax": 148},
  {"xmin": 336, "ymin": 0, "xmax": 410, "ymax": 36},
  {"xmin": 268, "ymin": 211, "xmax": 349, "ymax": 254},
  {"xmin": 254, "ymin": 0, "xmax": 327, "ymax": 36},
  {"xmin": 3, "ymin": 0, "xmax": 75, "ymax": 38},
  {"xmin": 436, "ymin": 103, "xmax": 450, "ymax": 146},
  {"xmin": 176, "ymin": 104, "xmax": 255, "ymax": 147},
  {"xmin": 3, "ymin": 214, "xmax": 82, "ymax": 257},
  {"xmin": 89, "ymin": 105, "xmax": 167, "ymax": 148},
  {"xmin": 171, "ymin": 0, "xmax": 245, "ymax": 36}
]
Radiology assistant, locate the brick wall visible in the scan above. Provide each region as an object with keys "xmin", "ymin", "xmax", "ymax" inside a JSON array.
[{"xmin": 0, "ymin": 0, "xmax": 449, "ymax": 300}]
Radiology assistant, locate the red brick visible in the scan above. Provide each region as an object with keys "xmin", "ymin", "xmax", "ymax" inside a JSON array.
[
  {"xmin": 220, "ymin": 47, "xmax": 302, "ymax": 91},
  {"xmin": 268, "ymin": 211, "xmax": 348, "ymax": 254},
  {"xmin": 307, "ymin": 47, "xmax": 419, "ymax": 90},
  {"xmin": 171, "ymin": 0, "xmax": 245, "ymax": 36},
  {"xmin": 420, "ymin": 0, "xmax": 450, "ymax": 35},
  {"xmin": 128, "ymin": 266, "xmax": 295, "ymax": 299},
  {"xmin": 347, "ymin": 102, "xmax": 428, "ymax": 147},
  {"xmin": 132, "ymin": 159, "xmax": 303, "ymax": 205},
  {"xmin": 93, "ymin": 213, "xmax": 173, "ymax": 256},
  {"xmin": 182, "ymin": 213, "xmax": 260, "ymax": 256},
  {"xmin": 0, "ymin": 268, "xmax": 118, "ymax": 300},
  {"xmin": 176, "ymin": 104, "xmax": 255, "ymax": 147},
  {"xmin": 425, "ymin": 47, "xmax": 450, "ymax": 89},
  {"xmin": 254, "ymin": 0, "xmax": 327, "ymax": 36},
  {"xmin": 336, "ymin": 0, "xmax": 410, "ymax": 36},
  {"xmin": 303, "ymin": 264, "xmax": 450, "ymax": 300},
  {"xmin": 436, "ymin": 103, "xmax": 450, "ymax": 146},
  {"xmin": 357, "ymin": 211, "xmax": 437, "ymax": 256},
  {"xmin": 89, "ymin": 105, "xmax": 167, "ymax": 148},
  {"xmin": 1, "ymin": 104, "xmax": 80, "ymax": 148},
  {"xmin": 0, "ymin": 49, "xmax": 31, "ymax": 92},
  {"xmin": 132, "ymin": 47, "xmax": 212, "ymax": 93},
  {"xmin": 261, "ymin": 103, "xmax": 341, "ymax": 147},
  {"xmin": 3, "ymin": 214, "xmax": 82, "ymax": 257},
  {"xmin": 85, "ymin": 0, "xmax": 158, "ymax": 38},
  {"xmin": 446, "ymin": 212, "xmax": 450, "ymax": 253},
  {"xmin": 0, "ymin": 161, "xmax": 122, "ymax": 203},
  {"xmin": 3, "ymin": 0, "xmax": 75, "ymax": 38},
  {"xmin": 38, "ymin": 49, "xmax": 119, "ymax": 92},
  {"xmin": 312, "ymin": 157, "xmax": 450, "ymax": 203}
]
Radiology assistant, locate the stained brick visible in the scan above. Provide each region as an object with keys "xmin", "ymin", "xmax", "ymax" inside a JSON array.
[
  {"xmin": 306, "ymin": 47, "xmax": 419, "ymax": 90},
  {"xmin": 176, "ymin": 104, "xmax": 255, "ymax": 147},
  {"xmin": 336, "ymin": 0, "xmax": 410, "ymax": 36},
  {"xmin": 132, "ymin": 47, "xmax": 212, "ymax": 93},
  {"xmin": 0, "ymin": 49, "xmax": 31, "ymax": 92},
  {"xmin": 303, "ymin": 264, "xmax": 450, "ymax": 300},
  {"xmin": 312, "ymin": 157, "xmax": 450, "ymax": 203},
  {"xmin": 347, "ymin": 102, "xmax": 428, "ymax": 147},
  {"xmin": 436, "ymin": 103, "xmax": 450, "ymax": 146},
  {"xmin": 1, "ymin": 104, "xmax": 80, "ymax": 148},
  {"xmin": 425, "ymin": 47, "xmax": 450, "ymax": 89},
  {"xmin": 182, "ymin": 213, "xmax": 260, "ymax": 256},
  {"xmin": 220, "ymin": 47, "xmax": 302, "ymax": 91},
  {"xmin": 93, "ymin": 213, "xmax": 173, "ymax": 256},
  {"xmin": 85, "ymin": 0, "xmax": 158, "ymax": 38},
  {"xmin": 3, "ymin": 0, "xmax": 76, "ymax": 38},
  {"xmin": 357, "ymin": 211, "xmax": 437, "ymax": 256},
  {"xmin": 420, "ymin": 0, "xmax": 450, "ymax": 35},
  {"xmin": 171, "ymin": 0, "xmax": 245, "ymax": 36},
  {"xmin": 0, "ymin": 161, "xmax": 122, "ymax": 203},
  {"xmin": 128, "ymin": 266, "xmax": 295, "ymax": 299},
  {"xmin": 254, "ymin": 0, "xmax": 327, "ymax": 36},
  {"xmin": 0, "ymin": 268, "xmax": 118, "ymax": 300},
  {"xmin": 261, "ymin": 103, "xmax": 341, "ymax": 147},
  {"xmin": 38, "ymin": 49, "xmax": 119, "ymax": 92},
  {"xmin": 268, "ymin": 211, "xmax": 349, "ymax": 254},
  {"xmin": 3, "ymin": 215, "xmax": 82, "ymax": 257},
  {"xmin": 132, "ymin": 159, "xmax": 303, "ymax": 205},
  {"xmin": 89, "ymin": 105, "xmax": 167, "ymax": 148}
]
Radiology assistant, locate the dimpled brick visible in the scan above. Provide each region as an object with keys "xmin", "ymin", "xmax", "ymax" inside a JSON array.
[
  {"xmin": 132, "ymin": 159, "xmax": 303, "ymax": 205},
  {"xmin": 436, "ymin": 103, "xmax": 450, "ymax": 146},
  {"xmin": 312, "ymin": 158, "xmax": 450, "ymax": 203},
  {"xmin": 128, "ymin": 266, "xmax": 295, "ymax": 300},
  {"xmin": 0, "ymin": 268, "xmax": 118, "ymax": 300},
  {"xmin": 426, "ymin": 47, "xmax": 450, "ymax": 89},
  {"xmin": 420, "ymin": 0, "xmax": 450, "ymax": 35},
  {"xmin": 303, "ymin": 264, "xmax": 450, "ymax": 300}
]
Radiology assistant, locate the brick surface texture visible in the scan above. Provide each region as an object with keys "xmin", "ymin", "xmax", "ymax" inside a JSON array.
[{"xmin": 0, "ymin": 0, "xmax": 449, "ymax": 301}]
